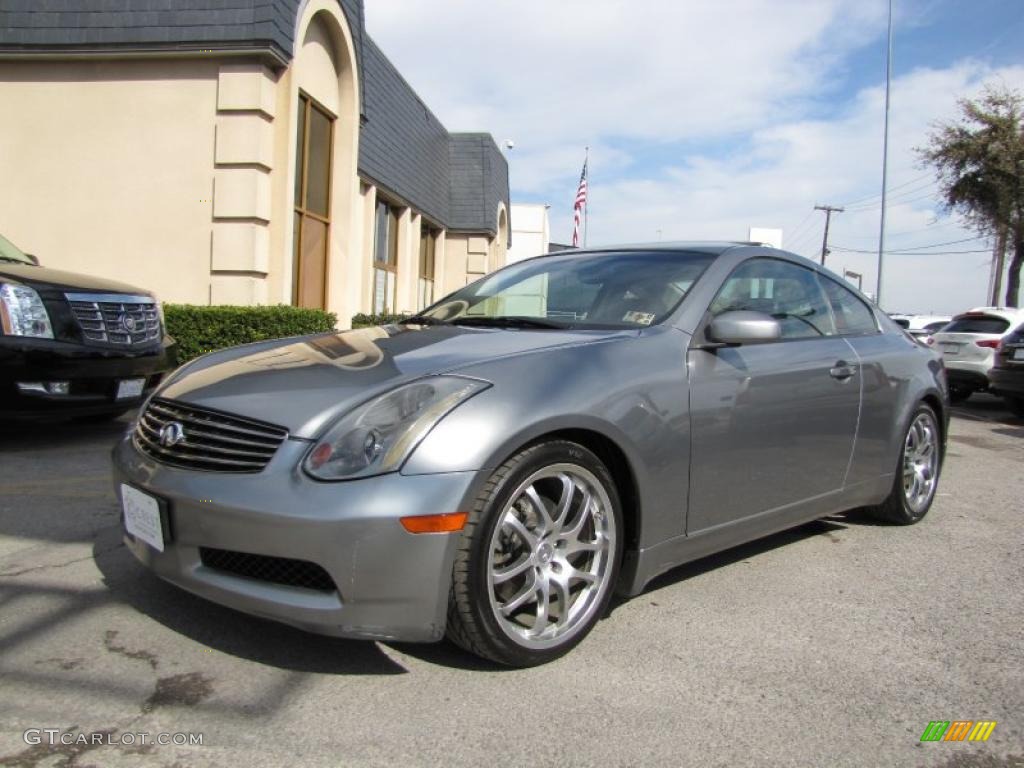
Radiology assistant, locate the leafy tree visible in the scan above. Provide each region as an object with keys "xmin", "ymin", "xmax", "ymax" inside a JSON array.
[{"xmin": 918, "ymin": 86, "xmax": 1024, "ymax": 307}]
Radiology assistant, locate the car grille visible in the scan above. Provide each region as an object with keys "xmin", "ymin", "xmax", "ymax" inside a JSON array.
[
  {"xmin": 134, "ymin": 398, "xmax": 288, "ymax": 473},
  {"xmin": 199, "ymin": 547, "xmax": 336, "ymax": 592},
  {"xmin": 66, "ymin": 292, "xmax": 161, "ymax": 346}
]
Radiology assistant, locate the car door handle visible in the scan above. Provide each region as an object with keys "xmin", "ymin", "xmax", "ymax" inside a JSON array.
[{"xmin": 829, "ymin": 361, "xmax": 857, "ymax": 380}]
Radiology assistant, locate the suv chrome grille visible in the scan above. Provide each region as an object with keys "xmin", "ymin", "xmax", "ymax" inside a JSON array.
[
  {"xmin": 66, "ymin": 292, "xmax": 160, "ymax": 345},
  {"xmin": 134, "ymin": 398, "xmax": 288, "ymax": 473}
]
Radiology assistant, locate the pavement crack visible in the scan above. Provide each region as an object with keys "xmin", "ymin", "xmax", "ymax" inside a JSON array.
[
  {"xmin": 104, "ymin": 629, "xmax": 159, "ymax": 670},
  {"xmin": 0, "ymin": 543, "xmax": 124, "ymax": 579}
]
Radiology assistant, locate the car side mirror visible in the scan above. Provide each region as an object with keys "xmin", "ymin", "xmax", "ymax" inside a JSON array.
[
  {"xmin": 25, "ymin": 253, "xmax": 40, "ymax": 266},
  {"xmin": 706, "ymin": 310, "xmax": 781, "ymax": 345}
]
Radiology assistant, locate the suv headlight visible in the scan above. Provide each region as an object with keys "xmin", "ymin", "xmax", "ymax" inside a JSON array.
[
  {"xmin": 304, "ymin": 376, "xmax": 490, "ymax": 480},
  {"xmin": 0, "ymin": 283, "xmax": 53, "ymax": 338}
]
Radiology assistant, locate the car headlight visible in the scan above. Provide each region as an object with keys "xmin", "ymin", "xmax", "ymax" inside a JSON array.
[
  {"xmin": 0, "ymin": 283, "xmax": 53, "ymax": 338},
  {"xmin": 304, "ymin": 376, "xmax": 490, "ymax": 480}
]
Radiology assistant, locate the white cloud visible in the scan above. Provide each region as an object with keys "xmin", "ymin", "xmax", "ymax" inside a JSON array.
[{"xmin": 366, "ymin": 2, "xmax": 1024, "ymax": 313}]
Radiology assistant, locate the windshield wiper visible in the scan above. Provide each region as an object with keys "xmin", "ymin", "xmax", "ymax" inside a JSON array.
[
  {"xmin": 450, "ymin": 316, "xmax": 567, "ymax": 329},
  {"xmin": 0, "ymin": 256, "xmax": 30, "ymax": 265}
]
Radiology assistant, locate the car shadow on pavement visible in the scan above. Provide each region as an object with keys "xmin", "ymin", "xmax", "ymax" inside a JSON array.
[
  {"xmin": 91, "ymin": 527, "xmax": 411, "ymax": 676},
  {"xmin": 0, "ymin": 413, "xmax": 130, "ymax": 450}
]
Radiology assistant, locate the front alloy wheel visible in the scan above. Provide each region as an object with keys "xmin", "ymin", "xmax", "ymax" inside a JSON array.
[{"xmin": 448, "ymin": 441, "xmax": 622, "ymax": 666}]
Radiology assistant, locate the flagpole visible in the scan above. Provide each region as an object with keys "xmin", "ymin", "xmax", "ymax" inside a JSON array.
[{"xmin": 583, "ymin": 146, "xmax": 589, "ymax": 248}]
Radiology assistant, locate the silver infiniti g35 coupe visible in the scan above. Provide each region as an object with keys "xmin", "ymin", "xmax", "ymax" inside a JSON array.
[{"xmin": 112, "ymin": 243, "xmax": 948, "ymax": 667}]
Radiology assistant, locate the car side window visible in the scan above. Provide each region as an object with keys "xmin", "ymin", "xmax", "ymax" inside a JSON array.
[
  {"xmin": 709, "ymin": 258, "xmax": 836, "ymax": 339},
  {"xmin": 819, "ymin": 276, "xmax": 879, "ymax": 335}
]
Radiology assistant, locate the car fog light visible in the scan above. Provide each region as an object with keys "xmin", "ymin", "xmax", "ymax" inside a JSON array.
[{"xmin": 17, "ymin": 381, "xmax": 70, "ymax": 395}]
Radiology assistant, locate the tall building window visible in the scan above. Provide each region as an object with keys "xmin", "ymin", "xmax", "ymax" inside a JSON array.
[
  {"xmin": 292, "ymin": 93, "xmax": 334, "ymax": 309},
  {"xmin": 372, "ymin": 200, "xmax": 399, "ymax": 314},
  {"xmin": 418, "ymin": 227, "xmax": 437, "ymax": 309}
]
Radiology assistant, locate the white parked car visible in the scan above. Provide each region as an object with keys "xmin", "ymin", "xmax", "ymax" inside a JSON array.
[
  {"xmin": 930, "ymin": 307, "xmax": 1024, "ymax": 402},
  {"xmin": 889, "ymin": 314, "xmax": 952, "ymax": 339}
]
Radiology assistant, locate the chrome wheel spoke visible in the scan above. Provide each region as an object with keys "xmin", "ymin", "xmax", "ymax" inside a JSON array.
[
  {"xmin": 500, "ymin": 569, "xmax": 539, "ymax": 616},
  {"xmin": 552, "ymin": 473, "xmax": 575, "ymax": 531},
  {"xmin": 503, "ymin": 513, "xmax": 538, "ymax": 549},
  {"xmin": 549, "ymin": 576, "xmax": 571, "ymax": 630},
  {"xmin": 524, "ymin": 485, "xmax": 554, "ymax": 534},
  {"xmin": 493, "ymin": 555, "xmax": 532, "ymax": 585},
  {"xmin": 532, "ymin": 575, "xmax": 551, "ymax": 634}
]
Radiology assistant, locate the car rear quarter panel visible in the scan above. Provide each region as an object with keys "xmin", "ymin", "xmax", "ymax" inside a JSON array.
[
  {"xmin": 402, "ymin": 326, "xmax": 693, "ymax": 547},
  {"xmin": 842, "ymin": 329, "xmax": 948, "ymax": 502}
]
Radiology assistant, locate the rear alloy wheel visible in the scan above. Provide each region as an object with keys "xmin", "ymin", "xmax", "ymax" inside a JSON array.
[
  {"xmin": 867, "ymin": 403, "xmax": 942, "ymax": 525},
  {"xmin": 447, "ymin": 440, "xmax": 622, "ymax": 666}
]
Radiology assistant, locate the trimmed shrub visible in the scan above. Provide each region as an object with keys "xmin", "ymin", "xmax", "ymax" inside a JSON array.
[
  {"xmin": 165, "ymin": 304, "xmax": 337, "ymax": 363},
  {"xmin": 351, "ymin": 312, "xmax": 409, "ymax": 329}
]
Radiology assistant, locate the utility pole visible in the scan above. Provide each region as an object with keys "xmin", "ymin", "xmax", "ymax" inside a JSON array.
[{"xmin": 814, "ymin": 204, "xmax": 844, "ymax": 266}]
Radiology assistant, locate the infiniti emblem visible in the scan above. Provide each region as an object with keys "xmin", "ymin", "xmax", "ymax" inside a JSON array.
[
  {"xmin": 159, "ymin": 421, "xmax": 186, "ymax": 448},
  {"xmin": 120, "ymin": 313, "xmax": 138, "ymax": 332}
]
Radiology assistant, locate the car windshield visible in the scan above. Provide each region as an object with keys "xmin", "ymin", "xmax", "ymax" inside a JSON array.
[
  {"xmin": 0, "ymin": 233, "xmax": 34, "ymax": 265},
  {"xmin": 411, "ymin": 250, "xmax": 715, "ymax": 329}
]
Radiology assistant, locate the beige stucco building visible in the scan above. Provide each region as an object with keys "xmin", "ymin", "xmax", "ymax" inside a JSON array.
[{"xmin": 0, "ymin": 0, "xmax": 510, "ymax": 328}]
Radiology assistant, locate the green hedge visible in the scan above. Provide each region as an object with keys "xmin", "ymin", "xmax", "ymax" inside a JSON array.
[
  {"xmin": 350, "ymin": 312, "xmax": 409, "ymax": 329},
  {"xmin": 165, "ymin": 304, "xmax": 337, "ymax": 363}
]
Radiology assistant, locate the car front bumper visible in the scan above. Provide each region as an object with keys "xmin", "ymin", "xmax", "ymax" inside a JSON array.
[
  {"xmin": 0, "ymin": 336, "xmax": 176, "ymax": 419},
  {"xmin": 112, "ymin": 435, "xmax": 480, "ymax": 643}
]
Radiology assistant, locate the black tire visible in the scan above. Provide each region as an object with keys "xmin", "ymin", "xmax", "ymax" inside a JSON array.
[
  {"xmin": 866, "ymin": 402, "xmax": 942, "ymax": 525},
  {"xmin": 447, "ymin": 439, "xmax": 623, "ymax": 667},
  {"xmin": 1005, "ymin": 396, "xmax": 1024, "ymax": 418},
  {"xmin": 948, "ymin": 386, "xmax": 972, "ymax": 404}
]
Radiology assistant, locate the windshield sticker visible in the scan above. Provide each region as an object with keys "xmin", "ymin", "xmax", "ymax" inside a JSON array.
[{"xmin": 623, "ymin": 311, "xmax": 655, "ymax": 325}]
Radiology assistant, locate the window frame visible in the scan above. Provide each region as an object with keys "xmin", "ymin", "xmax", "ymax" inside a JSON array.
[
  {"xmin": 292, "ymin": 91, "xmax": 335, "ymax": 308},
  {"xmin": 372, "ymin": 197, "xmax": 401, "ymax": 314},
  {"xmin": 703, "ymin": 256, "xmax": 845, "ymax": 344},
  {"xmin": 817, "ymin": 273, "xmax": 881, "ymax": 337},
  {"xmin": 417, "ymin": 225, "xmax": 437, "ymax": 310}
]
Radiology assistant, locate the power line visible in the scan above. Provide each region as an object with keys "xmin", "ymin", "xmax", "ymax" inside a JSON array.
[
  {"xmin": 844, "ymin": 182, "xmax": 938, "ymax": 212},
  {"xmin": 884, "ymin": 236, "xmax": 988, "ymax": 251},
  {"xmin": 838, "ymin": 171, "xmax": 933, "ymax": 208},
  {"xmin": 830, "ymin": 244, "xmax": 991, "ymax": 255}
]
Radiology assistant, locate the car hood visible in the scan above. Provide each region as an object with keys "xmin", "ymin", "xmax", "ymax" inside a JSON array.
[
  {"xmin": 0, "ymin": 263, "xmax": 154, "ymax": 296},
  {"xmin": 158, "ymin": 323, "xmax": 631, "ymax": 438}
]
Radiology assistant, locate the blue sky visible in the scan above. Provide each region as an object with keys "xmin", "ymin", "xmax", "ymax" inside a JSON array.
[{"xmin": 368, "ymin": 0, "xmax": 1024, "ymax": 313}]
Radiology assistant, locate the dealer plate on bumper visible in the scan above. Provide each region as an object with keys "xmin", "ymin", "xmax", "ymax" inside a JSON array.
[
  {"xmin": 116, "ymin": 378, "xmax": 146, "ymax": 400},
  {"xmin": 121, "ymin": 484, "xmax": 165, "ymax": 552}
]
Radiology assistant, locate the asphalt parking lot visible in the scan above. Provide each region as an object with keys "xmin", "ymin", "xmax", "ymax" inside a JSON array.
[{"xmin": 1, "ymin": 397, "xmax": 1022, "ymax": 768}]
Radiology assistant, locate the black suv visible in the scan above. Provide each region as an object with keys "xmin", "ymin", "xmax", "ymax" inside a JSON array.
[
  {"xmin": 0, "ymin": 232, "xmax": 176, "ymax": 420},
  {"xmin": 991, "ymin": 321, "xmax": 1024, "ymax": 418}
]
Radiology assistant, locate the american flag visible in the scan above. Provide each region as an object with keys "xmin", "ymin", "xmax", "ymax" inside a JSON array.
[{"xmin": 571, "ymin": 159, "xmax": 588, "ymax": 247}]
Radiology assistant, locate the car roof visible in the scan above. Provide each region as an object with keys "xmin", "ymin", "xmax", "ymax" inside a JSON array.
[
  {"xmin": 958, "ymin": 307, "xmax": 1024, "ymax": 321},
  {"xmin": 548, "ymin": 241, "xmax": 761, "ymax": 256}
]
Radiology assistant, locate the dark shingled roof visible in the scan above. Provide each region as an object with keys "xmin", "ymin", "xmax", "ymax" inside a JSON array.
[{"xmin": 0, "ymin": 0, "xmax": 508, "ymax": 238}]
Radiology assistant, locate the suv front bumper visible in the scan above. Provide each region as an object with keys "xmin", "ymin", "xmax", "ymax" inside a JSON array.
[{"xmin": 0, "ymin": 336, "xmax": 176, "ymax": 419}]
